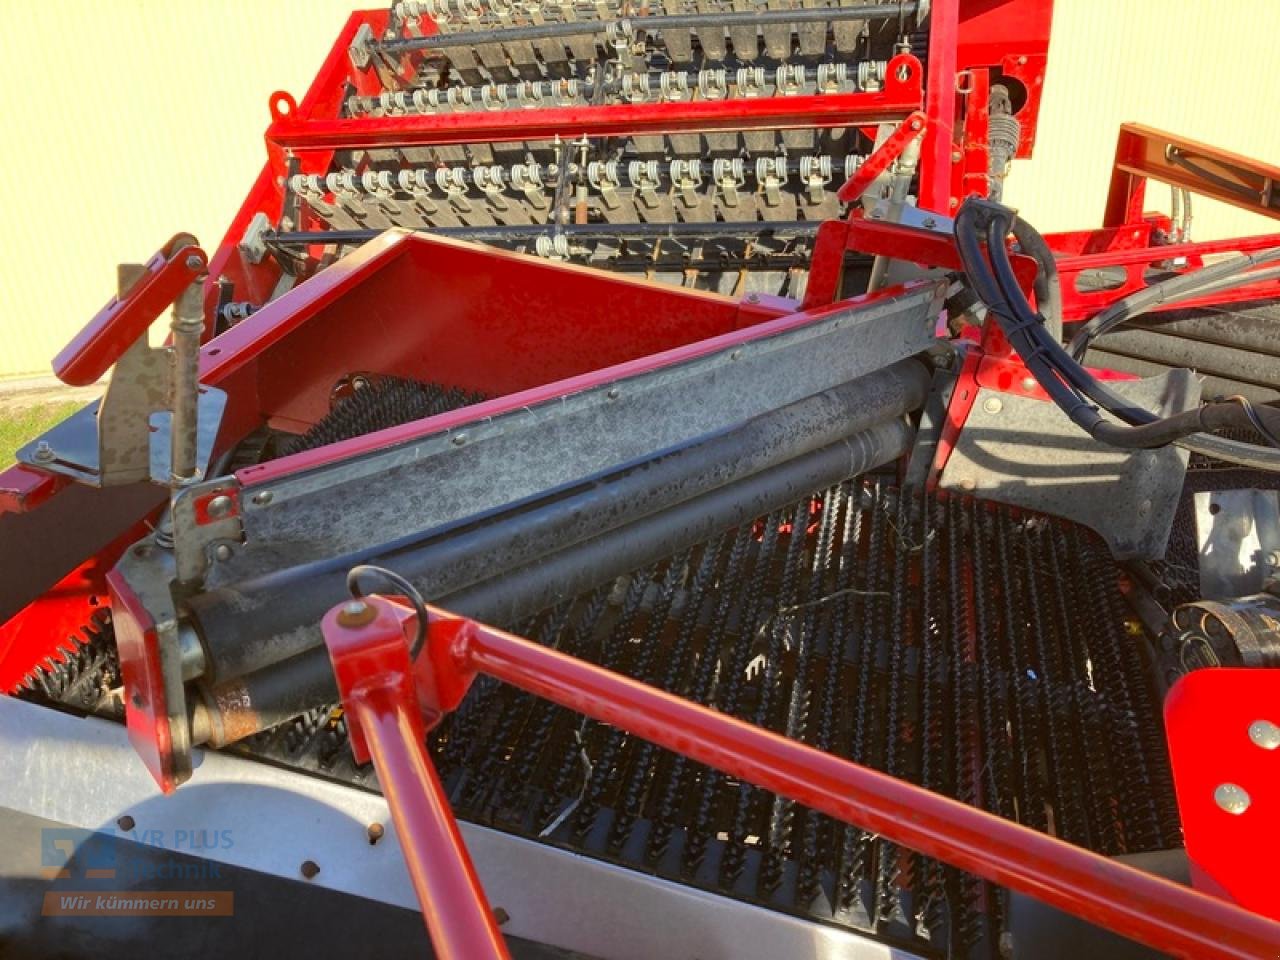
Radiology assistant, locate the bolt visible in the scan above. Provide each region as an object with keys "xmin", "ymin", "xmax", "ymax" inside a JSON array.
[
  {"xmin": 745, "ymin": 293, "xmax": 759, "ymax": 304},
  {"xmin": 960, "ymin": 477, "xmax": 977, "ymax": 492},
  {"xmin": 338, "ymin": 599, "xmax": 378, "ymax": 628},
  {"xmin": 185, "ymin": 254, "xmax": 204, "ymax": 271},
  {"xmin": 870, "ymin": 210, "xmax": 882, "ymax": 219},
  {"xmin": 921, "ymin": 217, "xmax": 937, "ymax": 229},
  {"xmin": 606, "ymin": 387, "xmax": 620, "ymax": 401},
  {"xmin": 451, "ymin": 433, "xmax": 468, "ymax": 446},
  {"xmin": 213, "ymin": 544, "xmax": 233, "ymax": 562},
  {"xmin": 1214, "ymin": 783, "xmax": 1251, "ymax": 815},
  {"xmin": 983, "ymin": 396, "xmax": 1003, "ymax": 414},
  {"xmin": 1138, "ymin": 499, "xmax": 1152, "ymax": 516},
  {"xmin": 1249, "ymin": 719, "xmax": 1280, "ymax": 750},
  {"xmin": 951, "ymin": 150, "xmax": 963, "ymax": 163},
  {"xmin": 251, "ymin": 490, "xmax": 273, "ymax": 506},
  {"xmin": 33, "ymin": 441, "xmax": 54, "ymax": 462},
  {"xmin": 116, "ymin": 815, "xmax": 135, "ymax": 832},
  {"xmin": 1021, "ymin": 376, "xmax": 1037, "ymax": 391},
  {"xmin": 206, "ymin": 494, "xmax": 233, "ymax": 520},
  {"xmin": 300, "ymin": 860, "xmax": 321, "ymax": 879},
  {"xmin": 367, "ymin": 822, "xmax": 385, "ymax": 845},
  {"xmin": 729, "ymin": 349, "xmax": 743, "ymax": 361},
  {"xmin": 351, "ymin": 375, "xmax": 370, "ymax": 391}
]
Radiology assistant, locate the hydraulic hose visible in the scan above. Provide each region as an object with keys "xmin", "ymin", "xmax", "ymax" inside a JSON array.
[
  {"xmin": 1069, "ymin": 248, "xmax": 1280, "ymax": 361},
  {"xmin": 955, "ymin": 199, "xmax": 1280, "ymax": 461}
]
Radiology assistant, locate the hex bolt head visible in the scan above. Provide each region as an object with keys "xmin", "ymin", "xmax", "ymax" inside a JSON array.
[
  {"xmin": 206, "ymin": 494, "xmax": 233, "ymax": 520},
  {"xmin": 1214, "ymin": 782, "xmax": 1251, "ymax": 815},
  {"xmin": 1249, "ymin": 719, "xmax": 1280, "ymax": 750},
  {"xmin": 983, "ymin": 396, "xmax": 1003, "ymax": 415},
  {"xmin": 185, "ymin": 254, "xmax": 204, "ymax": 271},
  {"xmin": 33, "ymin": 441, "xmax": 55, "ymax": 462},
  {"xmin": 337, "ymin": 599, "xmax": 377, "ymax": 628}
]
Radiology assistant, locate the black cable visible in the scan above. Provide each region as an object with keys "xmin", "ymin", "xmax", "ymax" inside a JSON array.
[
  {"xmin": 346, "ymin": 564, "xmax": 430, "ymax": 660},
  {"xmin": 1228, "ymin": 395, "xmax": 1280, "ymax": 449},
  {"xmin": 955, "ymin": 198, "xmax": 1280, "ymax": 451}
]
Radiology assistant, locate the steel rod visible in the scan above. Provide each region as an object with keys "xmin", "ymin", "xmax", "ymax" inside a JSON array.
[
  {"xmin": 355, "ymin": 683, "xmax": 511, "ymax": 959},
  {"xmin": 270, "ymin": 220, "xmax": 824, "ymax": 247},
  {"xmin": 450, "ymin": 613, "xmax": 1280, "ymax": 960},
  {"xmin": 377, "ymin": 3, "xmax": 919, "ymax": 55}
]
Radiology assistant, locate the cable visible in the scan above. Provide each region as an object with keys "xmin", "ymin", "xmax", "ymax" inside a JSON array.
[
  {"xmin": 954, "ymin": 198, "xmax": 1280, "ymax": 459},
  {"xmin": 1068, "ymin": 245, "xmax": 1280, "ymax": 361},
  {"xmin": 346, "ymin": 563, "xmax": 429, "ymax": 660},
  {"xmin": 1227, "ymin": 395, "xmax": 1280, "ymax": 449}
]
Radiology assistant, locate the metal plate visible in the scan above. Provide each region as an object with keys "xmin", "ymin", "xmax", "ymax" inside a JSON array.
[
  {"xmin": 16, "ymin": 387, "xmax": 228, "ymax": 488},
  {"xmin": 0, "ymin": 697, "xmax": 919, "ymax": 960},
  {"xmin": 939, "ymin": 371, "xmax": 1200, "ymax": 560},
  {"xmin": 1194, "ymin": 489, "xmax": 1280, "ymax": 599},
  {"xmin": 212, "ymin": 283, "xmax": 943, "ymax": 585}
]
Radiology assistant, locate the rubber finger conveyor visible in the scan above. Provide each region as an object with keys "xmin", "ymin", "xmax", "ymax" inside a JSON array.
[{"xmin": 224, "ymin": 481, "xmax": 1180, "ymax": 960}]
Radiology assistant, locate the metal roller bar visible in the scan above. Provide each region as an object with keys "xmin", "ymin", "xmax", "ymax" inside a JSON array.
[
  {"xmin": 1084, "ymin": 349, "xmax": 1280, "ymax": 406},
  {"xmin": 192, "ymin": 417, "xmax": 913, "ymax": 743},
  {"xmin": 268, "ymin": 221, "xmax": 824, "ymax": 246},
  {"xmin": 188, "ymin": 363, "xmax": 926, "ymax": 683},
  {"xmin": 346, "ymin": 62, "xmax": 885, "ymax": 114},
  {"xmin": 374, "ymin": 3, "xmax": 920, "ymax": 55}
]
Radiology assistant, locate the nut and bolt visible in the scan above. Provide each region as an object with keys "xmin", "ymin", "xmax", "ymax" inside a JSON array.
[
  {"xmin": 33, "ymin": 441, "xmax": 55, "ymax": 463},
  {"xmin": 250, "ymin": 490, "xmax": 273, "ymax": 506},
  {"xmin": 337, "ymin": 599, "xmax": 377, "ymax": 628},
  {"xmin": 185, "ymin": 254, "xmax": 204, "ymax": 271},
  {"xmin": 1249, "ymin": 719, "xmax": 1280, "ymax": 750},
  {"xmin": 606, "ymin": 387, "xmax": 621, "ymax": 401},
  {"xmin": 921, "ymin": 217, "xmax": 937, "ymax": 229},
  {"xmin": 206, "ymin": 495, "xmax": 234, "ymax": 520},
  {"xmin": 1214, "ymin": 782, "xmax": 1251, "ymax": 815},
  {"xmin": 451, "ymin": 433, "xmax": 468, "ymax": 446}
]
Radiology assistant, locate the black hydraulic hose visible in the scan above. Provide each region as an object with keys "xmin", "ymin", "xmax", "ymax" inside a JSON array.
[
  {"xmin": 1068, "ymin": 248, "xmax": 1280, "ymax": 361},
  {"xmin": 955, "ymin": 199, "xmax": 1280, "ymax": 451},
  {"xmin": 1007, "ymin": 216, "xmax": 1063, "ymax": 343},
  {"xmin": 982, "ymin": 215, "xmax": 1154, "ymax": 425}
]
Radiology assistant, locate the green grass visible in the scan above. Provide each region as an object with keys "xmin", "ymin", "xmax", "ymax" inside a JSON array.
[{"xmin": 0, "ymin": 401, "xmax": 84, "ymax": 468}]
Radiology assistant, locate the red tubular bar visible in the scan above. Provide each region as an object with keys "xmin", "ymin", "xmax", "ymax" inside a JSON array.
[
  {"xmin": 436, "ymin": 610, "xmax": 1280, "ymax": 960},
  {"xmin": 352, "ymin": 683, "xmax": 511, "ymax": 960},
  {"xmin": 266, "ymin": 54, "xmax": 923, "ymax": 155}
]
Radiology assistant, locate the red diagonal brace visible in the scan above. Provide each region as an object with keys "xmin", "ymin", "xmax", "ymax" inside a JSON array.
[
  {"xmin": 52, "ymin": 234, "xmax": 207, "ymax": 387},
  {"xmin": 837, "ymin": 110, "xmax": 928, "ymax": 203},
  {"xmin": 322, "ymin": 596, "xmax": 1280, "ymax": 960}
]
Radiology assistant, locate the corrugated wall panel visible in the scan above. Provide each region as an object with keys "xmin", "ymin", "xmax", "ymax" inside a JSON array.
[{"xmin": 0, "ymin": 1, "xmax": 1276, "ymax": 378}]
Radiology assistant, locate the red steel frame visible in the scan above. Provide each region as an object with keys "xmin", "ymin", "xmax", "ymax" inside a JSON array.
[{"xmin": 321, "ymin": 596, "xmax": 1280, "ymax": 960}]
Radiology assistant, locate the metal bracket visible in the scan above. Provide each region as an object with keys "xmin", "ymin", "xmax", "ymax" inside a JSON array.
[
  {"xmin": 939, "ymin": 371, "xmax": 1201, "ymax": 560},
  {"xmin": 1194, "ymin": 490, "xmax": 1280, "ymax": 599},
  {"xmin": 19, "ymin": 239, "xmax": 225, "ymax": 488}
]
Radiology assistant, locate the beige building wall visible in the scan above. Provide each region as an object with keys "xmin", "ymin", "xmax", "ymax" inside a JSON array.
[{"xmin": 0, "ymin": 0, "xmax": 1276, "ymax": 379}]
